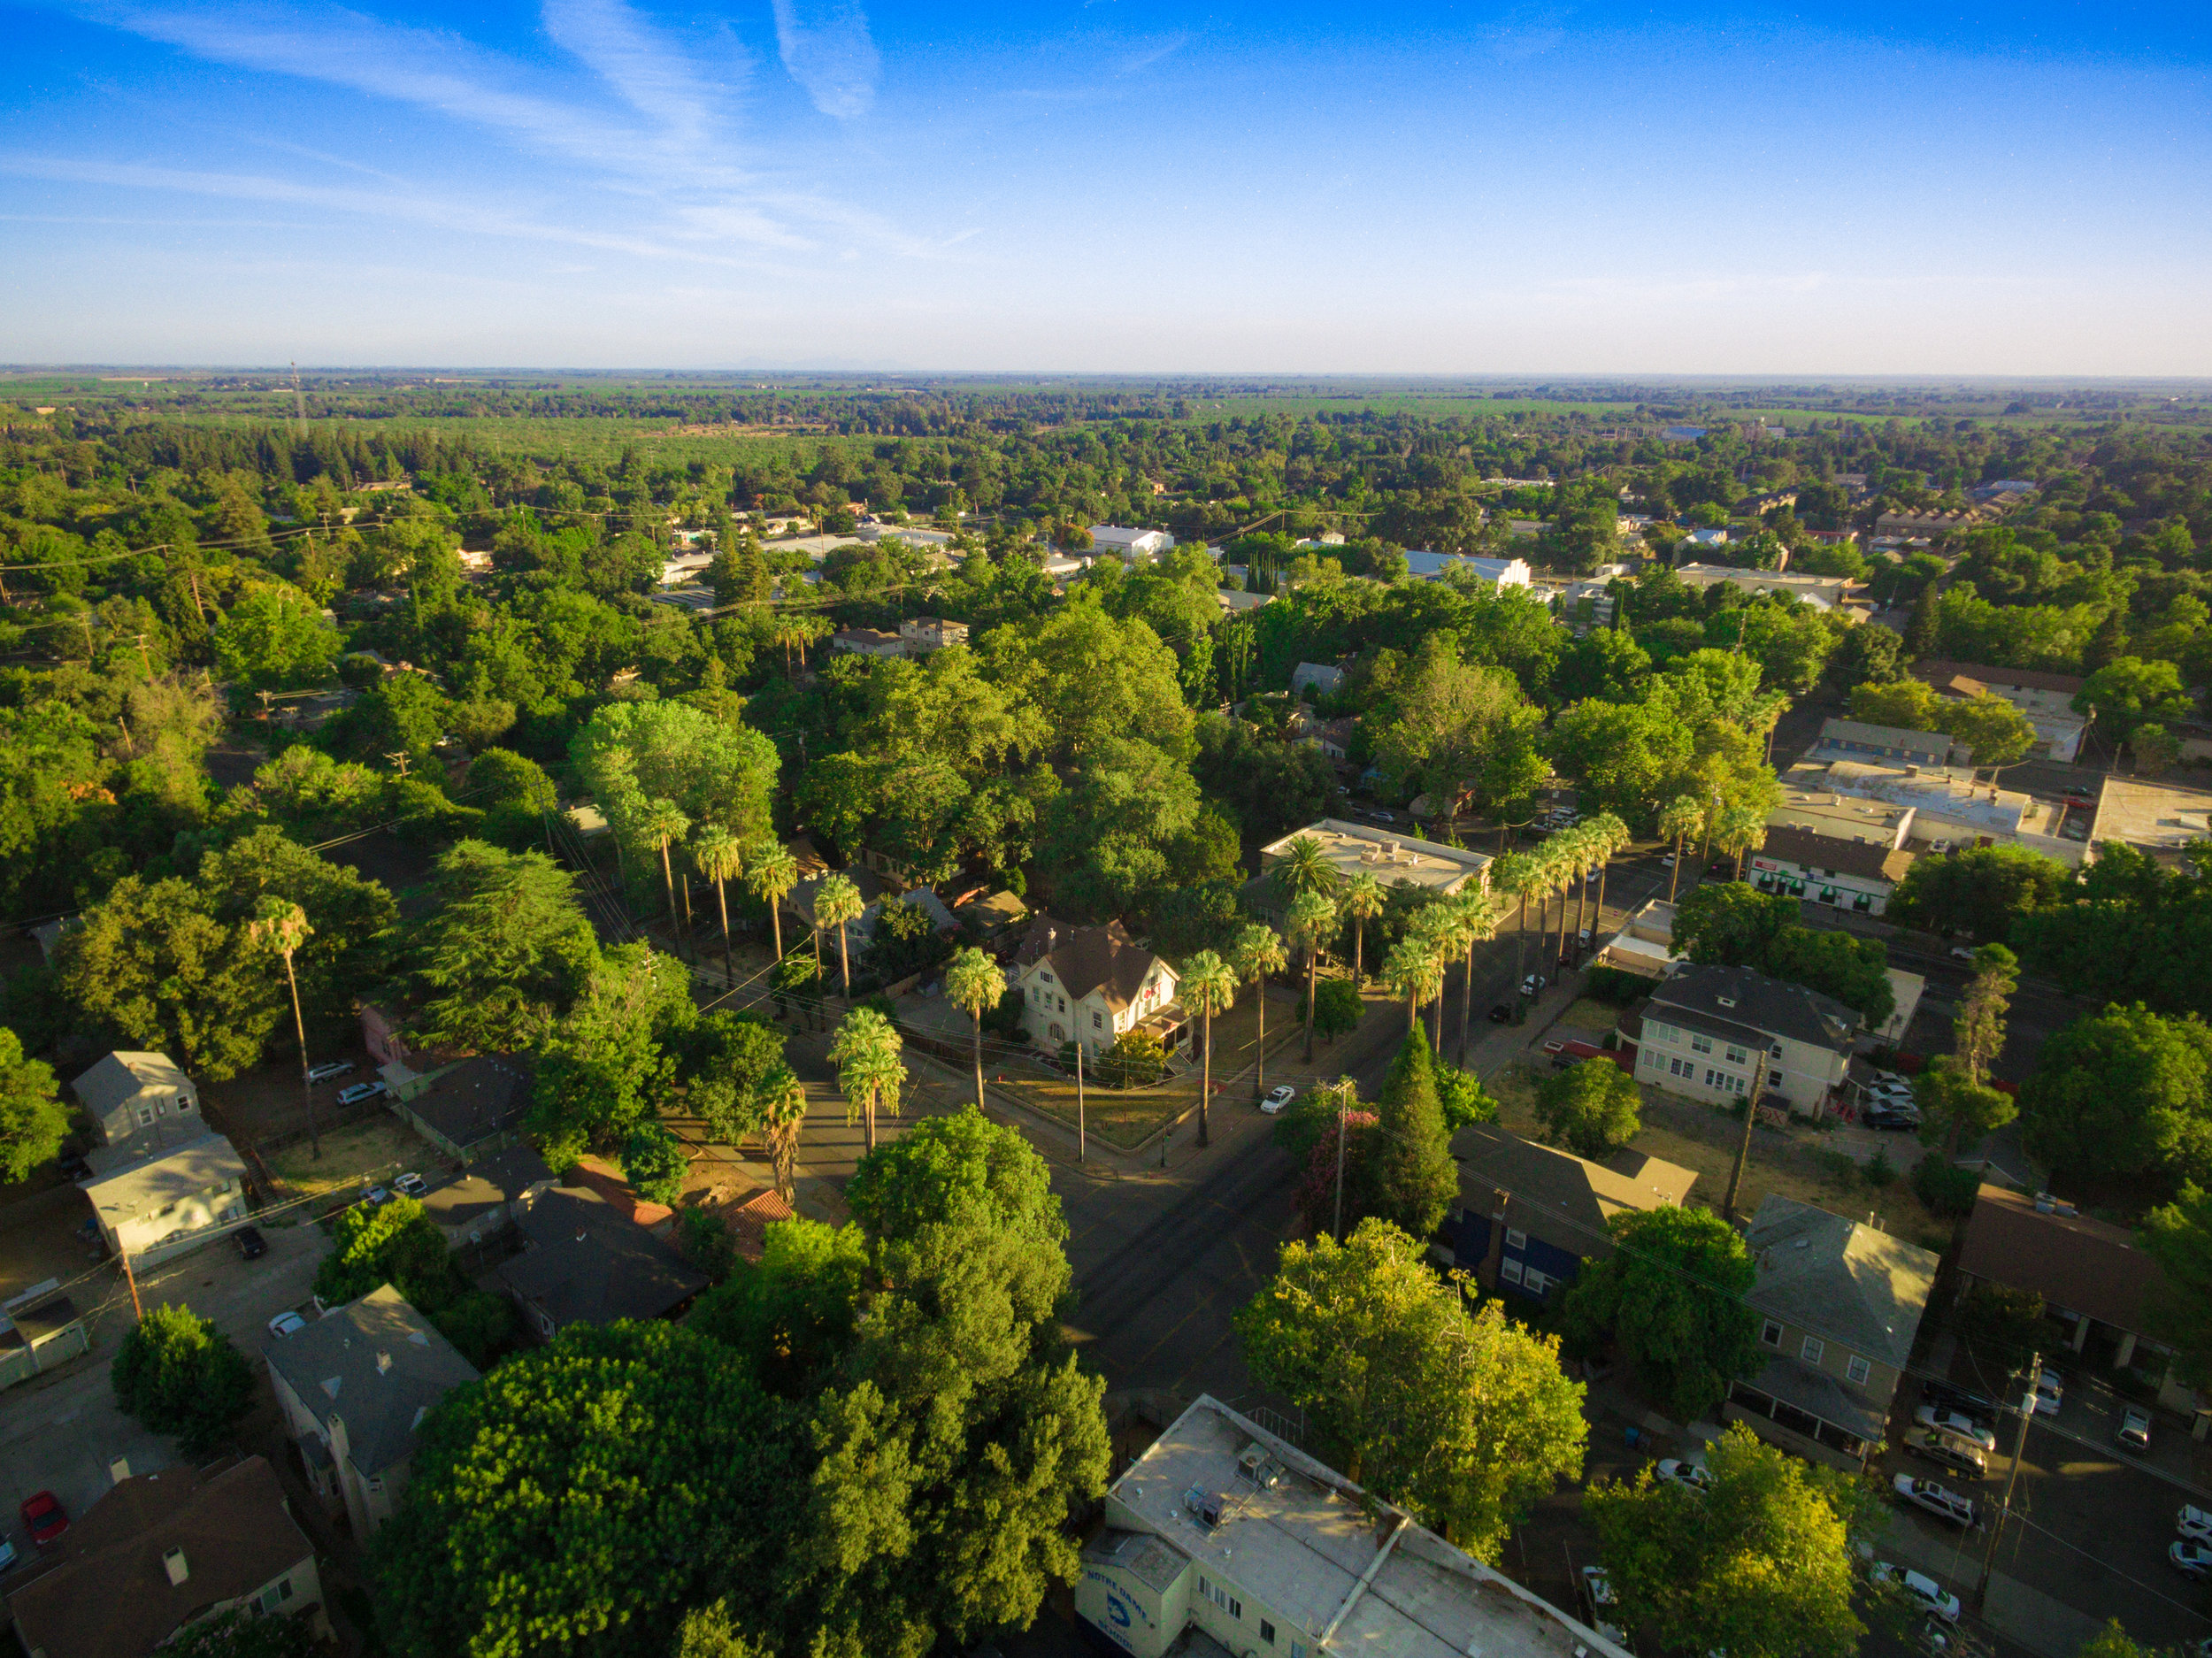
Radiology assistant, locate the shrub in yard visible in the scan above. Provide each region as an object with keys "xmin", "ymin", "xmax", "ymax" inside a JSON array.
[
  {"xmin": 111, "ymin": 1302, "xmax": 253, "ymax": 1456},
  {"xmin": 1911, "ymin": 1154, "xmax": 1980, "ymax": 1217},
  {"xmin": 1864, "ymin": 1148, "xmax": 1897, "ymax": 1189}
]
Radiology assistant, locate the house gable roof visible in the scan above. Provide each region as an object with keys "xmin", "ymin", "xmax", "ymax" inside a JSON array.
[
  {"xmin": 263, "ymin": 1286, "xmax": 479, "ymax": 1477},
  {"xmin": 1756, "ymin": 824, "xmax": 1916, "ymax": 885},
  {"xmin": 1745, "ymin": 1194, "xmax": 1938, "ymax": 1369},
  {"xmin": 72, "ymin": 1050, "xmax": 189, "ymax": 1116},
  {"xmin": 1450, "ymin": 1124, "xmax": 1696, "ymax": 1250},
  {"xmin": 1648, "ymin": 963, "xmax": 1860, "ymax": 1054},
  {"xmin": 1011, "ymin": 917, "xmax": 1171, "ymax": 1014},
  {"xmin": 81, "ymin": 1133, "xmax": 247, "ymax": 1227},
  {"xmin": 405, "ymin": 1055, "xmax": 534, "ymax": 1154},
  {"xmin": 1955, "ymin": 1183, "xmax": 2161, "ymax": 1335},
  {"xmin": 498, "ymin": 1184, "xmax": 708, "ymax": 1328}
]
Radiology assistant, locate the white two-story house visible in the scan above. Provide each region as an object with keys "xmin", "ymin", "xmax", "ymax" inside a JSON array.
[
  {"xmin": 1010, "ymin": 917, "xmax": 1186, "ymax": 1059},
  {"xmin": 1624, "ymin": 963, "xmax": 1859, "ymax": 1119}
]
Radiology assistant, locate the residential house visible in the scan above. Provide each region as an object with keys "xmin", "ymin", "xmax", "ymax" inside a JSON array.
[
  {"xmin": 1253, "ymin": 820, "xmax": 1490, "ymax": 918},
  {"xmin": 722, "ymin": 1186, "xmax": 796, "ymax": 1263},
  {"xmin": 1402, "ymin": 551, "xmax": 1534, "ymax": 588},
  {"xmin": 389, "ymin": 1054, "xmax": 534, "ymax": 1163},
  {"xmin": 1216, "ymin": 587, "xmax": 1272, "ymax": 613},
  {"xmin": 417, "ymin": 1145, "xmax": 557, "ymax": 1247},
  {"xmin": 1288, "ymin": 661, "xmax": 1346, "ymax": 699},
  {"xmin": 898, "ymin": 615, "xmax": 968, "ymax": 653},
  {"xmin": 1955, "ymin": 1184, "xmax": 2196, "ymax": 1413},
  {"xmin": 1683, "ymin": 527, "xmax": 1730, "ymax": 548},
  {"xmin": 0, "ymin": 1281, "xmax": 89, "ymax": 1391},
  {"xmin": 6, "ymin": 1456, "xmax": 326, "ymax": 1658},
  {"xmin": 71, "ymin": 1051, "xmax": 199, "ymax": 1152},
  {"xmin": 828, "ymin": 626, "xmax": 905, "ymax": 659},
  {"xmin": 81, "ymin": 1133, "xmax": 250, "ymax": 1268},
  {"xmin": 27, "ymin": 914, "xmax": 79, "ymax": 963},
  {"xmin": 1726, "ymin": 1196, "xmax": 1939, "ymax": 1471},
  {"xmin": 1439, "ymin": 1125, "xmax": 1697, "ymax": 1306},
  {"xmin": 1075, "ymin": 1394, "xmax": 1631, "ymax": 1658},
  {"xmin": 950, "ymin": 887, "xmax": 1028, "ymax": 945},
  {"xmin": 2085, "ymin": 776, "xmax": 2212, "ymax": 868},
  {"xmin": 265, "ymin": 1286, "xmax": 479, "ymax": 1539},
  {"xmin": 1087, "ymin": 525, "xmax": 1173, "ymax": 561},
  {"xmin": 497, "ymin": 1180, "xmax": 709, "ymax": 1340},
  {"xmin": 1623, "ymin": 963, "xmax": 1859, "ymax": 1117},
  {"xmin": 1784, "ymin": 759, "xmax": 2085, "ymax": 866},
  {"xmin": 1009, "ymin": 917, "xmax": 1186, "ymax": 1058},
  {"xmin": 1877, "ymin": 507, "xmax": 1988, "ymax": 537},
  {"xmin": 1910, "ymin": 659, "xmax": 2087, "ymax": 761},
  {"xmin": 1811, "ymin": 718, "xmax": 1968, "ymax": 770},
  {"xmin": 657, "ymin": 549, "xmax": 713, "ymax": 587},
  {"xmin": 1749, "ymin": 824, "xmax": 1915, "ymax": 917},
  {"xmin": 1737, "ymin": 488, "xmax": 1800, "ymax": 516}
]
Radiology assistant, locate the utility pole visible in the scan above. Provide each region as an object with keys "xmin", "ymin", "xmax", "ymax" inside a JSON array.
[
  {"xmin": 1076, "ymin": 1043, "xmax": 1086, "ymax": 1165},
  {"xmin": 131, "ymin": 633, "xmax": 154, "ymax": 678},
  {"xmin": 120, "ymin": 1245, "xmax": 142, "ymax": 1322},
  {"xmin": 1973, "ymin": 1353, "xmax": 2040, "ymax": 1613},
  {"xmin": 1723, "ymin": 1047, "xmax": 1773, "ymax": 1223},
  {"xmin": 387, "ymin": 751, "xmax": 411, "ymax": 778}
]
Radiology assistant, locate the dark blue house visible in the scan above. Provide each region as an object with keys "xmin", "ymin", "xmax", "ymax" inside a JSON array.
[{"xmin": 1440, "ymin": 1125, "xmax": 1698, "ymax": 1307}]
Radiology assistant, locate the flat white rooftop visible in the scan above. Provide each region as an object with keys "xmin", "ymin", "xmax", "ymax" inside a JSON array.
[{"xmin": 1258, "ymin": 818, "xmax": 1490, "ymax": 894}]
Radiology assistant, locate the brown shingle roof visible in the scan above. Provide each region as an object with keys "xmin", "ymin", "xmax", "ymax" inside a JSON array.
[
  {"xmin": 7, "ymin": 1457, "xmax": 313, "ymax": 1658},
  {"xmin": 1757, "ymin": 824, "xmax": 1916, "ymax": 885},
  {"xmin": 1911, "ymin": 659, "xmax": 2085, "ymax": 696},
  {"xmin": 1955, "ymin": 1183, "xmax": 2162, "ymax": 1334},
  {"xmin": 1012, "ymin": 917, "xmax": 1167, "ymax": 1014}
]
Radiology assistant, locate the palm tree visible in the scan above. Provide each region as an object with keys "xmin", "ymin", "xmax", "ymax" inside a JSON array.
[
  {"xmin": 1489, "ymin": 850, "xmax": 1541, "ymax": 990},
  {"xmin": 815, "ymin": 872, "xmax": 864, "ymax": 999},
  {"xmin": 747, "ymin": 841, "xmax": 799, "ymax": 962},
  {"xmin": 1451, "ymin": 890, "xmax": 1507, "ymax": 1068},
  {"xmin": 1382, "ymin": 934, "xmax": 1444, "ymax": 1034},
  {"xmin": 828, "ymin": 1007, "xmax": 905, "ymax": 1156},
  {"xmin": 641, "ymin": 799, "xmax": 691, "ymax": 936},
  {"xmin": 249, "ymin": 897, "xmax": 319, "ymax": 1158},
  {"xmin": 692, "ymin": 826, "xmax": 742, "ymax": 987},
  {"xmin": 1179, "ymin": 950, "xmax": 1238, "ymax": 1149},
  {"xmin": 1272, "ymin": 833, "xmax": 1341, "ymax": 905},
  {"xmin": 1584, "ymin": 811, "xmax": 1632, "ymax": 948},
  {"xmin": 1717, "ymin": 805, "xmax": 1769, "ymax": 881},
  {"xmin": 1550, "ymin": 829, "xmax": 1589, "ymax": 969},
  {"xmin": 1658, "ymin": 794, "xmax": 1703, "ymax": 904},
  {"xmin": 1410, "ymin": 903, "xmax": 1465, "ymax": 1053},
  {"xmin": 1341, "ymin": 871, "xmax": 1384, "ymax": 984},
  {"xmin": 1231, "ymin": 922, "xmax": 1287, "ymax": 1102},
  {"xmin": 1286, "ymin": 889, "xmax": 1337, "ymax": 1063},
  {"xmin": 757, "ymin": 1063, "xmax": 807, "ymax": 1203},
  {"xmin": 944, "ymin": 946, "xmax": 1007, "ymax": 1111}
]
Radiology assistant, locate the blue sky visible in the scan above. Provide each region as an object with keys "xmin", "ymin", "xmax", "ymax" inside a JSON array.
[{"xmin": 4, "ymin": 0, "xmax": 2209, "ymax": 372}]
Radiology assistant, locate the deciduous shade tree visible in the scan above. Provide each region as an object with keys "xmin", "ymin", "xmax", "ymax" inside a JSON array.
[
  {"xmin": 1890, "ymin": 842, "xmax": 2073, "ymax": 948},
  {"xmin": 623, "ymin": 1121, "xmax": 689, "ymax": 1206},
  {"xmin": 159, "ymin": 1607, "xmax": 320, "ymax": 1658},
  {"xmin": 0, "ymin": 1028, "xmax": 66, "ymax": 1182},
  {"xmin": 111, "ymin": 1302, "xmax": 254, "ymax": 1457},
  {"xmin": 571, "ymin": 699, "xmax": 781, "ymax": 875},
  {"xmin": 1364, "ymin": 1026, "xmax": 1459, "ymax": 1240},
  {"xmin": 2021, "ymin": 1002, "xmax": 2212, "ymax": 1186},
  {"xmin": 212, "ymin": 582, "xmax": 341, "ymax": 692},
  {"xmin": 1584, "ymin": 1424, "xmax": 1865, "ymax": 1658},
  {"xmin": 2012, "ymin": 843, "xmax": 2212, "ymax": 1019},
  {"xmin": 526, "ymin": 944, "xmax": 690, "ymax": 1168},
  {"xmin": 312, "ymin": 1195, "xmax": 451, "ymax": 1309},
  {"xmin": 409, "ymin": 840, "xmax": 599, "ymax": 1054},
  {"xmin": 1535, "ymin": 1058, "xmax": 1643, "ymax": 1160},
  {"xmin": 1235, "ymin": 1218, "xmax": 1586, "ymax": 1559},
  {"xmin": 1307, "ymin": 976, "xmax": 1365, "ymax": 1045},
  {"xmin": 1913, "ymin": 1055, "xmax": 2016, "ymax": 1159},
  {"xmin": 1563, "ymin": 1205, "xmax": 1764, "ymax": 1424},
  {"xmin": 2140, "ymin": 1183, "xmax": 2212, "ymax": 1388},
  {"xmin": 1955, "ymin": 1281, "xmax": 2047, "ymax": 1382}
]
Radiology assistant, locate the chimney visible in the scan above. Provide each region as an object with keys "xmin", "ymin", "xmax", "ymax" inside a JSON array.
[
  {"xmin": 163, "ymin": 1547, "xmax": 189, "ymax": 1587},
  {"xmin": 376, "ymin": 1351, "xmax": 392, "ymax": 1374}
]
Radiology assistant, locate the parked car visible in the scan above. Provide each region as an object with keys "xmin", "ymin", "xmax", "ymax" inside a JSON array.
[
  {"xmin": 2120, "ymin": 1407, "xmax": 2154, "ymax": 1451},
  {"xmin": 1864, "ymin": 1105, "xmax": 1922, "ymax": 1132},
  {"xmin": 2032, "ymin": 1371, "xmax": 2063, "ymax": 1416},
  {"xmin": 1488, "ymin": 1003, "xmax": 1515, "ymax": 1024},
  {"xmin": 233, "ymin": 1224, "xmax": 266, "ymax": 1261},
  {"xmin": 2177, "ymin": 1504, "xmax": 2212, "ymax": 1545},
  {"xmin": 1870, "ymin": 1563, "xmax": 1962, "ymax": 1624},
  {"xmin": 1893, "ymin": 1475, "xmax": 1978, "ymax": 1527},
  {"xmin": 394, "ymin": 1171, "xmax": 426, "ymax": 1198},
  {"xmin": 1655, "ymin": 1459, "xmax": 1712, "ymax": 1493},
  {"xmin": 1519, "ymin": 973, "xmax": 1547, "ymax": 997},
  {"xmin": 307, "ymin": 1059, "xmax": 357, "ymax": 1084},
  {"xmin": 337, "ymin": 1079, "xmax": 388, "ymax": 1107},
  {"xmin": 267, "ymin": 1310, "xmax": 308, "ymax": 1339},
  {"xmin": 1580, "ymin": 1565, "xmax": 1617, "ymax": 1610},
  {"xmin": 1915, "ymin": 1406, "xmax": 1999, "ymax": 1452},
  {"xmin": 1904, "ymin": 1429, "xmax": 1986, "ymax": 1480},
  {"xmin": 1863, "ymin": 1077, "xmax": 1916, "ymax": 1101},
  {"xmin": 19, "ymin": 1493, "xmax": 65, "ymax": 1547},
  {"xmin": 2172, "ymin": 1542, "xmax": 2212, "ymax": 1581},
  {"xmin": 364, "ymin": 1185, "xmax": 391, "ymax": 1207},
  {"xmin": 1947, "ymin": 944, "xmax": 1974, "ymax": 960},
  {"xmin": 1261, "ymin": 1086, "xmax": 1295, "ymax": 1116},
  {"xmin": 1921, "ymin": 1380, "xmax": 1998, "ymax": 1421}
]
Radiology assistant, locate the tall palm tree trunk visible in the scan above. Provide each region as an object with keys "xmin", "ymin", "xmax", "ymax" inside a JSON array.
[
  {"xmin": 1668, "ymin": 834, "xmax": 1685, "ymax": 902},
  {"xmin": 658, "ymin": 840, "xmax": 678, "ymax": 927},
  {"xmin": 1253, "ymin": 987, "xmax": 1268, "ymax": 1102},
  {"xmin": 1199, "ymin": 1012, "xmax": 1213, "ymax": 1148},
  {"xmin": 1457, "ymin": 944, "xmax": 1476, "ymax": 1069},
  {"xmin": 972, "ymin": 1014, "xmax": 986, "ymax": 1111},
  {"xmin": 1407, "ymin": 994, "xmax": 1418, "ymax": 1033},
  {"xmin": 714, "ymin": 876, "xmax": 733, "ymax": 987},
  {"xmin": 837, "ymin": 924, "xmax": 851, "ymax": 999},
  {"xmin": 1303, "ymin": 952, "xmax": 1318, "ymax": 1063},
  {"xmin": 1353, "ymin": 919, "xmax": 1364, "ymax": 985},
  {"xmin": 770, "ymin": 902, "xmax": 785, "ymax": 962},
  {"xmin": 1431, "ymin": 983, "xmax": 1444, "ymax": 1052}
]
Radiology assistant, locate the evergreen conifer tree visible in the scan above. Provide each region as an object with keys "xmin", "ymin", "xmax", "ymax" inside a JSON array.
[{"xmin": 1363, "ymin": 1025, "xmax": 1459, "ymax": 1240}]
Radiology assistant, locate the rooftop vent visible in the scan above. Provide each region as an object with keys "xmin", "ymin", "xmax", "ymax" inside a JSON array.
[
  {"xmin": 375, "ymin": 1350, "xmax": 392, "ymax": 1374},
  {"xmin": 163, "ymin": 1547, "xmax": 189, "ymax": 1587},
  {"xmin": 1716, "ymin": 995, "xmax": 1738, "ymax": 1009}
]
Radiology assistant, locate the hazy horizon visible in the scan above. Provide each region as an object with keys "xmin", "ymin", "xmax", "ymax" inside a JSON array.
[{"xmin": 7, "ymin": 1, "xmax": 2208, "ymax": 373}]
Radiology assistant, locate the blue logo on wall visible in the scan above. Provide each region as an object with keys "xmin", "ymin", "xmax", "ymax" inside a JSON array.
[{"xmin": 1109, "ymin": 1596, "xmax": 1132, "ymax": 1629}]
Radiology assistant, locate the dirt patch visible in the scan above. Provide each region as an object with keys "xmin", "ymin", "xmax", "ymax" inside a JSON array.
[
  {"xmin": 204, "ymin": 1057, "xmax": 380, "ymax": 1146},
  {"xmin": 266, "ymin": 1116, "xmax": 435, "ymax": 1199},
  {"xmin": 1549, "ymin": 998, "xmax": 1620, "ymax": 1036},
  {"xmin": 1487, "ymin": 1062, "xmax": 1950, "ymax": 1249}
]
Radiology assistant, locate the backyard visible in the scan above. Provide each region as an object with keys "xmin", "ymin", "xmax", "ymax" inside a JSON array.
[{"xmin": 266, "ymin": 1117, "xmax": 435, "ymax": 1204}]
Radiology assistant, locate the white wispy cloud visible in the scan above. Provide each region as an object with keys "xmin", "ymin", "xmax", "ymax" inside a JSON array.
[
  {"xmin": 540, "ymin": 0, "xmax": 738, "ymax": 150},
  {"xmin": 771, "ymin": 0, "xmax": 881, "ymax": 119}
]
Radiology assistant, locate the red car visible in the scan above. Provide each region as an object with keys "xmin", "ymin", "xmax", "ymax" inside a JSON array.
[{"xmin": 20, "ymin": 1491, "xmax": 66, "ymax": 1547}]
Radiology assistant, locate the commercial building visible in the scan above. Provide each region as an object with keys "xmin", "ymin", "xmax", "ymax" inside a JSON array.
[
  {"xmin": 1256, "ymin": 820, "xmax": 1490, "ymax": 912},
  {"xmin": 2085, "ymin": 776, "xmax": 2212, "ymax": 868},
  {"xmin": 70, "ymin": 1051, "xmax": 200, "ymax": 1155},
  {"xmin": 1440, "ymin": 1125, "xmax": 1696, "ymax": 1306},
  {"xmin": 1782, "ymin": 759, "xmax": 2084, "ymax": 866},
  {"xmin": 1910, "ymin": 660, "xmax": 2087, "ymax": 762},
  {"xmin": 6, "ymin": 1455, "xmax": 326, "ymax": 1658},
  {"xmin": 81, "ymin": 1132, "xmax": 250, "ymax": 1268},
  {"xmin": 1747, "ymin": 824, "xmax": 1915, "ymax": 917},
  {"xmin": 1672, "ymin": 563, "xmax": 1867, "ymax": 618},
  {"xmin": 265, "ymin": 1286, "xmax": 479, "ymax": 1539},
  {"xmin": 1077, "ymin": 1394, "xmax": 1630, "ymax": 1658},
  {"xmin": 1089, "ymin": 525, "xmax": 1174, "ymax": 561},
  {"xmin": 1809, "ymin": 718, "xmax": 1967, "ymax": 770},
  {"xmin": 1010, "ymin": 917, "xmax": 1185, "ymax": 1059},
  {"xmin": 1623, "ymin": 963, "xmax": 1858, "ymax": 1117},
  {"xmin": 1402, "ymin": 550, "xmax": 1533, "ymax": 588},
  {"xmin": 1726, "ymin": 1197, "xmax": 1939, "ymax": 1470}
]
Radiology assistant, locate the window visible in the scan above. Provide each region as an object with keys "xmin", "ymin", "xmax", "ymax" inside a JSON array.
[
  {"xmin": 1705, "ymin": 1069, "xmax": 1744, "ymax": 1094},
  {"xmin": 137, "ymin": 1106, "xmax": 155, "ymax": 1126},
  {"xmin": 1499, "ymin": 1258, "xmax": 1524, "ymax": 1286},
  {"xmin": 1691, "ymin": 1032, "xmax": 1713, "ymax": 1055},
  {"xmin": 1801, "ymin": 1336, "xmax": 1825, "ymax": 1365},
  {"xmin": 1200, "ymin": 1579, "xmax": 1242, "ymax": 1619},
  {"xmin": 179, "ymin": 1097, "xmax": 194, "ymax": 1113},
  {"xmin": 1294, "ymin": 1645, "xmax": 1309, "ymax": 1658},
  {"xmin": 1521, "ymin": 1270, "xmax": 1552, "ymax": 1299},
  {"xmin": 1724, "ymin": 1045, "xmax": 1748, "ymax": 1066},
  {"xmin": 1647, "ymin": 1021, "xmax": 1679, "ymax": 1044},
  {"xmin": 260, "ymin": 1577, "xmax": 295, "ymax": 1613},
  {"xmin": 1041, "ymin": 971, "xmax": 1055, "ymax": 984},
  {"xmin": 1668, "ymin": 1056, "xmax": 1694, "ymax": 1079},
  {"xmin": 1093, "ymin": 1012, "xmax": 1102, "ymax": 1030},
  {"xmin": 1761, "ymin": 1319, "xmax": 1784, "ymax": 1347},
  {"xmin": 1847, "ymin": 1355, "xmax": 1871, "ymax": 1386},
  {"xmin": 1770, "ymin": 1043, "xmax": 1786, "ymax": 1059},
  {"xmin": 1504, "ymin": 1228, "xmax": 1527, "ymax": 1250},
  {"xmin": 1261, "ymin": 1620, "xmax": 1277, "ymax": 1646},
  {"xmin": 1056, "ymin": 995, "xmax": 1066, "ymax": 1013}
]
